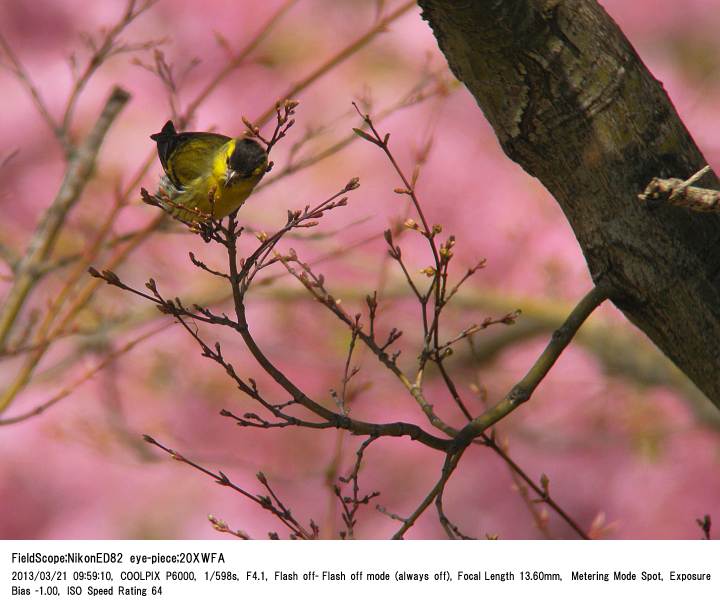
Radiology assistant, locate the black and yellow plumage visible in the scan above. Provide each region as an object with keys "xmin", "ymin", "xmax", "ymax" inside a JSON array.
[{"xmin": 150, "ymin": 120, "xmax": 268, "ymax": 222}]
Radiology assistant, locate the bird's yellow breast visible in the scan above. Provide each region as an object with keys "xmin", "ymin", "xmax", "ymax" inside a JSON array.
[{"xmin": 165, "ymin": 139, "xmax": 264, "ymax": 222}]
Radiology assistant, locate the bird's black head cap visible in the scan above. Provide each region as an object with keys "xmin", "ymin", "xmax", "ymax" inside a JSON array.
[{"xmin": 229, "ymin": 138, "xmax": 267, "ymax": 177}]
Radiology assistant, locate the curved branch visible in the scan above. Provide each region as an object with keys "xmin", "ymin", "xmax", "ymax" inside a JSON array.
[{"xmin": 454, "ymin": 283, "xmax": 612, "ymax": 447}]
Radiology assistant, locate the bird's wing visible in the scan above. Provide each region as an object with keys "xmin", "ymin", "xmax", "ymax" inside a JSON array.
[{"xmin": 151, "ymin": 121, "xmax": 230, "ymax": 189}]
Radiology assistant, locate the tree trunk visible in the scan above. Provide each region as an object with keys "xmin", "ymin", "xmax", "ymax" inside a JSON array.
[{"xmin": 418, "ymin": 0, "xmax": 720, "ymax": 407}]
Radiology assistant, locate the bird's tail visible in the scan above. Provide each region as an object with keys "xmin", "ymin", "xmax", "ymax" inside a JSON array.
[
  {"xmin": 150, "ymin": 120, "xmax": 176, "ymax": 142},
  {"xmin": 150, "ymin": 120, "xmax": 178, "ymax": 174}
]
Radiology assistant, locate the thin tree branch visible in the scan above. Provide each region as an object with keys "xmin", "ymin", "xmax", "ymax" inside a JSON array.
[
  {"xmin": 639, "ymin": 165, "xmax": 720, "ymax": 212},
  {"xmin": 0, "ymin": 86, "xmax": 130, "ymax": 362},
  {"xmin": 392, "ymin": 448, "xmax": 465, "ymax": 539},
  {"xmin": 452, "ymin": 284, "xmax": 613, "ymax": 448},
  {"xmin": 144, "ymin": 435, "xmax": 316, "ymax": 539}
]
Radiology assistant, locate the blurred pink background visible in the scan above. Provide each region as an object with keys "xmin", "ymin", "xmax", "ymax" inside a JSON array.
[{"xmin": 1, "ymin": 0, "xmax": 719, "ymax": 539}]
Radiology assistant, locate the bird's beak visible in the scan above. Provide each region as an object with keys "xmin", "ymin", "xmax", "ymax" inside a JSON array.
[{"xmin": 225, "ymin": 169, "xmax": 239, "ymax": 187}]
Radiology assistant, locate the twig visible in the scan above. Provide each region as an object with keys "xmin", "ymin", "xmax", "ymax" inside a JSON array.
[
  {"xmin": 482, "ymin": 434, "xmax": 588, "ymax": 539},
  {"xmin": 435, "ymin": 487, "xmax": 475, "ymax": 540},
  {"xmin": 333, "ymin": 324, "xmax": 361, "ymax": 414},
  {"xmin": 376, "ymin": 505, "xmax": 408, "ymax": 524},
  {"xmin": 144, "ymin": 435, "xmax": 315, "ymax": 539},
  {"xmin": 243, "ymin": 100, "xmax": 298, "ymax": 156},
  {"xmin": 336, "ymin": 436, "xmax": 380, "ymax": 539},
  {"xmin": 452, "ymin": 284, "xmax": 612, "ymax": 448},
  {"xmin": 696, "ymin": 514, "xmax": 712, "ymax": 540},
  {"xmin": 431, "ymin": 312, "xmax": 520, "ymax": 356},
  {"xmin": 392, "ymin": 448, "xmax": 466, "ymax": 539},
  {"xmin": 208, "ymin": 515, "xmax": 251, "ymax": 539},
  {"xmin": 639, "ymin": 165, "xmax": 720, "ymax": 212}
]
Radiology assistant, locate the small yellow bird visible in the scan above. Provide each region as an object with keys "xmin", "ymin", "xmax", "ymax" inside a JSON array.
[{"xmin": 150, "ymin": 120, "xmax": 268, "ymax": 223}]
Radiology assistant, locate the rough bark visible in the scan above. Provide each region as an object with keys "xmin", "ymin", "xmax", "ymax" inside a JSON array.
[{"xmin": 417, "ymin": 0, "xmax": 720, "ymax": 407}]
